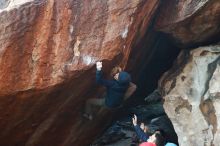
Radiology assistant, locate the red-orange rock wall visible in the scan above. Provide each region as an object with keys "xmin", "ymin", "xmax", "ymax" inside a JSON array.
[{"xmin": 0, "ymin": 0, "xmax": 160, "ymax": 145}]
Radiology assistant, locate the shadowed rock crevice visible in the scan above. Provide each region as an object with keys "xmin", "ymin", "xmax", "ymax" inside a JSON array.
[
  {"xmin": 126, "ymin": 19, "xmax": 181, "ymax": 100},
  {"xmin": 159, "ymin": 50, "xmax": 191, "ymax": 96}
]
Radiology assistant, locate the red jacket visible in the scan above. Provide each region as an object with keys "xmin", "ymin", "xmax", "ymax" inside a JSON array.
[{"xmin": 139, "ymin": 142, "xmax": 156, "ymax": 146}]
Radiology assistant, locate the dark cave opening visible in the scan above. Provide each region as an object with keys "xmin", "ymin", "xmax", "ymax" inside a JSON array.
[
  {"xmin": 135, "ymin": 33, "xmax": 180, "ymax": 98},
  {"xmin": 126, "ymin": 29, "xmax": 181, "ymax": 106}
]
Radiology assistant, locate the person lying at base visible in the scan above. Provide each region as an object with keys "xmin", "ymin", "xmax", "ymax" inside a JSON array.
[
  {"xmin": 83, "ymin": 61, "xmax": 132, "ymax": 120},
  {"xmin": 132, "ymin": 114, "xmax": 177, "ymax": 146}
]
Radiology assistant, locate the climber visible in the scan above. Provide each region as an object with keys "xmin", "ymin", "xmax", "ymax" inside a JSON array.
[
  {"xmin": 83, "ymin": 61, "xmax": 133, "ymax": 120},
  {"xmin": 110, "ymin": 66, "xmax": 137, "ymax": 101},
  {"xmin": 132, "ymin": 114, "xmax": 177, "ymax": 146}
]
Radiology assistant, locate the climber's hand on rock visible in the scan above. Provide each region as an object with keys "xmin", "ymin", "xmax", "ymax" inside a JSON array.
[
  {"xmin": 132, "ymin": 114, "xmax": 137, "ymax": 126},
  {"xmin": 96, "ymin": 61, "xmax": 102, "ymax": 71}
]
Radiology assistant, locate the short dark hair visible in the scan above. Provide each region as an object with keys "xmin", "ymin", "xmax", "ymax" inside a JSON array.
[
  {"xmin": 111, "ymin": 66, "xmax": 122, "ymax": 76},
  {"xmin": 155, "ymin": 132, "xmax": 165, "ymax": 146}
]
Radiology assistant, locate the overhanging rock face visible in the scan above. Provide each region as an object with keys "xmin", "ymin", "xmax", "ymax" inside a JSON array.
[
  {"xmin": 0, "ymin": 0, "xmax": 160, "ymax": 146},
  {"xmin": 156, "ymin": 0, "xmax": 220, "ymax": 47},
  {"xmin": 159, "ymin": 45, "xmax": 220, "ymax": 146}
]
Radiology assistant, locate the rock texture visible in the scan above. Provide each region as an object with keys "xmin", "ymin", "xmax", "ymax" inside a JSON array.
[
  {"xmin": 156, "ymin": 0, "xmax": 220, "ymax": 47},
  {"xmin": 159, "ymin": 45, "xmax": 220, "ymax": 146},
  {"xmin": 0, "ymin": 0, "xmax": 160, "ymax": 146}
]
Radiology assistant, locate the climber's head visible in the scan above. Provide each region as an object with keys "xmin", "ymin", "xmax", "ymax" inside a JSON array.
[
  {"xmin": 111, "ymin": 66, "xmax": 122, "ymax": 77},
  {"xmin": 111, "ymin": 66, "xmax": 130, "ymax": 84},
  {"xmin": 147, "ymin": 132, "xmax": 165, "ymax": 146},
  {"xmin": 117, "ymin": 71, "xmax": 131, "ymax": 84}
]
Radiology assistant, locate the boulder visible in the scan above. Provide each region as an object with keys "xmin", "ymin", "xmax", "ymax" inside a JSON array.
[
  {"xmin": 159, "ymin": 45, "xmax": 220, "ymax": 146},
  {"xmin": 156, "ymin": 0, "xmax": 220, "ymax": 47}
]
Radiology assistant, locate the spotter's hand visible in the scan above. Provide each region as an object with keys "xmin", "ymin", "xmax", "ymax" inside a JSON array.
[{"xmin": 132, "ymin": 114, "xmax": 137, "ymax": 126}]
